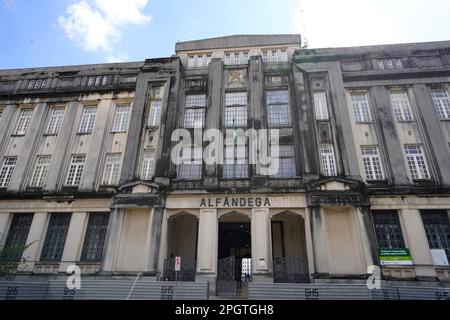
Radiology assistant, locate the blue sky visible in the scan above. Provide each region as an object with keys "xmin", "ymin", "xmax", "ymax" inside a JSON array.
[{"xmin": 1, "ymin": 0, "xmax": 450, "ymax": 69}]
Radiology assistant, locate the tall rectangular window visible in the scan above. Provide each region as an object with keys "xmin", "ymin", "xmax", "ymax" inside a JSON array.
[
  {"xmin": 46, "ymin": 108, "xmax": 65, "ymax": 135},
  {"xmin": 112, "ymin": 104, "xmax": 130, "ymax": 132},
  {"xmin": 274, "ymin": 145, "xmax": 296, "ymax": 177},
  {"xmin": 405, "ymin": 145, "xmax": 430, "ymax": 180},
  {"xmin": 390, "ymin": 92, "xmax": 414, "ymax": 121},
  {"xmin": 196, "ymin": 55, "xmax": 204, "ymax": 68},
  {"xmin": 141, "ymin": 149, "xmax": 156, "ymax": 180},
  {"xmin": 30, "ymin": 155, "xmax": 51, "ymax": 187},
  {"xmin": 78, "ymin": 106, "xmax": 96, "ymax": 134},
  {"xmin": 188, "ymin": 56, "xmax": 195, "ymax": 68},
  {"xmin": 40, "ymin": 213, "xmax": 71, "ymax": 262},
  {"xmin": 0, "ymin": 157, "xmax": 17, "ymax": 188},
  {"xmin": 243, "ymin": 52, "xmax": 249, "ymax": 64},
  {"xmin": 234, "ymin": 52, "xmax": 240, "ymax": 65},
  {"xmin": 102, "ymin": 154, "xmax": 121, "ymax": 185},
  {"xmin": 1, "ymin": 214, "xmax": 33, "ymax": 262},
  {"xmin": 15, "ymin": 109, "xmax": 33, "ymax": 135},
  {"xmin": 313, "ymin": 91, "xmax": 329, "ymax": 120},
  {"xmin": 224, "ymin": 92, "xmax": 248, "ymax": 127},
  {"xmin": 421, "ymin": 210, "xmax": 450, "ymax": 262},
  {"xmin": 65, "ymin": 154, "xmax": 86, "ymax": 186},
  {"xmin": 280, "ymin": 49, "xmax": 288, "ymax": 62},
  {"xmin": 148, "ymin": 100, "xmax": 161, "ymax": 127},
  {"xmin": 262, "ymin": 51, "xmax": 268, "ymax": 63},
  {"xmin": 206, "ymin": 54, "xmax": 212, "ymax": 65},
  {"xmin": 272, "ymin": 50, "xmax": 277, "ymax": 62},
  {"xmin": 184, "ymin": 94, "xmax": 206, "ymax": 128},
  {"xmin": 267, "ymin": 90, "xmax": 291, "ymax": 127},
  {"xmin": 177, "ymin": 147, "xmax": 202, "ymax": 180},
  {"xmin": 320, "ymin": 144, "xmax": 337, "ymax": 176},
  {"xmin": 351, "ymin": 93, "xmax": 372, "ymax": 123},
  {"xmin": 361, "ymin": 146, "xmax": 384, "ymax": 181},
  {"xmin": 80, "ymin": 213, "xmax": 109, "ymax": 262},
  {"xmin": 223, "ymin": 144, "xmax": 248, "ymax": 179},
  {"xmin": 225, "ymin": 53, "xmax": 231, "ymax": 65},
  {"xmin": 431, "ymin": 88, "xmax": 450, "ymax": 120},
  {"xmin": 372, "ymin": 210, "xmax": 405, "ymax": 249}
]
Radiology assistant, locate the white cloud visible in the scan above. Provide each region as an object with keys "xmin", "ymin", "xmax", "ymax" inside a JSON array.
[{"xmin": 59, "ymin": 0, "xmax": 151, "ymax": 55}]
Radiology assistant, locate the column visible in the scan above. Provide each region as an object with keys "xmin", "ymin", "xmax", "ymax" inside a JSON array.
[
  {"xmin": 19, "ymin": 212, "xmax": 48, "ymax": 272},
  {"xmin": 400, "ymin": 209, "xmax": 437, "ymax": 278},
  {"xmin": 59, "ymin": 212, "xmax": 88, "ymax": 272},
  {"xmin": 145, "ymin": 207, "xmax": 164, "ymax": 274},
  {"xmin": 196, "ymin": 209, "xmax": 218, "ymax": 275},
  {"xmin": 251, "ymin": 208, "xmax": 272, "ymax": 282},
  {"xmin": 355, "ymin": 207, "xmax": 379, "ymax": 268},
  {"xmin": 101, "ymin": 208, "xmax": 124, "ymax": 273},
  {"xmin": 309, "ymin": 207, "xmax": 330, "ymax": 275}
]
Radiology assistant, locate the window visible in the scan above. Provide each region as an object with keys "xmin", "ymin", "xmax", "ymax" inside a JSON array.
[
  {"xmin": 404, "ymin": 145, "xmax": 431, "ymax": 180},
  {"xmin": 386, "ymin": 59, "xmax": 394, "ymax": 69},
  {"xmin": 224, "ymin": 92, "xmax": 248, "ymax": 127},
  {"xmin": 394, "ymin": 59, "xmax": 403, "ymax": 69},
  {"xmin": 0, "ymin": 109, "xmax": 3, "ymax": 121},
  {"xmin": 46, "ymin": 108, "xmax": 65, "ymax": 135},
  {"xmin": 280, "ymin": 49, "xmax": 288, "ymax": 62},
  {"xmin": 372, "ymin": 210, "xmax": 405, "ymax": 249},
  {"xmin": 78, "ymin": 106, "xmax": 96, "ymax": 134},
  {"xmin": 421, "ymin": 210, "xmax": 450, "ymax": 262},
  {"xmin": 313, "ymin": 92, "xmax": 329, "ymax": 120},
  {"xmin": 102, "ymin": 154, "xmax": 121, "ymax": 185},
  {"xmin": 30, "ymin": 155, "xmax": 51, "ymax": 187},
  {"xmin": 87, "ymin": 76, "xmax": 107, "ymax": 87},
  {"xmin": 243, "ymin": 52, "xmax": 249, "ymax": 64},
  {"xmin": 65, "ymin": 154, "xmax": 86, "ymax": 186},
  {"xmin": 234, "ymin": 52, "xmax": 240, "ymax": 65},
  {"xmin": 206, "ymin": 54, "xmax": 212, "ymax": 65},
  {"xmin": 351, "ymin": 93, "xmax": 372, "ymax": 122},
  {"xmin": 361, "ymin": 146, "xmax": 384, "ymax": 181},
  {"xmin": 320, "ymin": 144, "xmax": 337, "ymax": 176},
  {"xmin": 80, "ymin": 213, "xmax": 109, "ymax": 262},
  {"xmin": 27, "ymin": 79, "xmax": 47, "ymax": 89},
  {"xmin": 188, "ymin": 56, "xmax": 195, "ymax": 68},
  {"xmin": 112, "ymin": 104, "xmax": 130, "ymax": 132},
  {"xmin": 1, "ymin": 214, "xmax": 34, "ymax": 262},
  {"xmin": 15, "ymin": 109, "xmax": 33, "ymax": 135},
  {"xmin": 196, "ymin": 55, "xmax": 204, "ymax": 68},
  {"xmin": 273, "ymin": 145, "xmax": 296, "ymax": 177},
  {"xmin": 390, "ymin": 92, "xmax": 413, "ymax": 121},
  {"xmin": 0, "ymin": 157, "xmax": 17, "ymax": 188},
  {"xmin": 225, "ymin": 53, "xmax": 231, "ymax": 65},
  {"xmin": 177, "ymin": 147, "xmax": 202, "ymax": 180},
  {"xmin": 141, "ymin": 149, "xmax": 156, "ymax": 180},
  {"xmin": 184, "ymin": 94, "xmax": 207, "ymax": 128},
  {"xmin": 40, "ymin": 213, "xmax": 71, "ymax": 262},
  {"xmin": 148, "ymin": 100, "xmax": 161, "ymax": 127},
  {"xmin": 377, "ymin": 60, "xmax": 385, "ymax": 70},
  {"xmin": 262, "ymin": 51, "xmax": 268, "ymax": 63},
  {"xmin": 267, "ymin": 90, "xmax": 291, "ymax": 126},
  {"xmin": 431, "ymin": 88, "xmax": 450, "ymax": 120},
  {"xmin": 272, "ymin": 50, "xmax": 277, "ymax": 63},
  {"xmin": 223, "ymin": 144, "xmax": 248, "ymax": 179}
]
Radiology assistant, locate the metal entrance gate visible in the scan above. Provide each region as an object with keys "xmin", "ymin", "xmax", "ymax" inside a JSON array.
[
  {"xmin": 162, "ymin": 257, "xmax": 196, "ymax": 282},
  {"xmin": 273, "ymin": 256, "xmax": 310, "ymax": 283},
  {"xmin": 216, "ymin": 256, "xmax": 252, "ymax": 296}
]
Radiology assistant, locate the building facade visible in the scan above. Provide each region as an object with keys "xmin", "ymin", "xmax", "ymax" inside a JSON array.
[{"xmin": 0, "ymin": 35, "xmax": 449, "ymax": 299}]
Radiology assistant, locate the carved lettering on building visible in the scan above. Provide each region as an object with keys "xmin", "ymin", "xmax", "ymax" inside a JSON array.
[{"xmin": 200, "ymin": 197, "xmax": 271, "ymax": 208}]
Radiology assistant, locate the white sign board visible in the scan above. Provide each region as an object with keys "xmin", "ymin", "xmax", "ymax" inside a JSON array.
[
  {"xmin": 431, "ymin": 249, "xmax": 449, "ymax": 266},
  {"xmin": 175, "ymin": 256, "xmax": 181, "ymax": 271}
]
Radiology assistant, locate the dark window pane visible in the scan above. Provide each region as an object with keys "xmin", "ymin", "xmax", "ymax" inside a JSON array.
[
  {"xmin": 81, "ymin": 213, "xmax": 110, "ymax": 262},
  {"xmin": 372, "ymin": 210, "xmax": 405, "ymax": 249},
  {"xmin": 40, "ymin": 214, "xmax": 71, "ymax": 262},
  {"xmin": 421, "ymin": 210, "xmax": 450, "ymax": 261},
  {"xmin": 1, "ymin": 214, "xmax": 34, "ymax": 262}
]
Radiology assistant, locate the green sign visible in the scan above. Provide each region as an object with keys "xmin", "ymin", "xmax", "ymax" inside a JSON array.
[{"xmin": 379, "ymin": 248, "xmax": 413, "ymax": 266}]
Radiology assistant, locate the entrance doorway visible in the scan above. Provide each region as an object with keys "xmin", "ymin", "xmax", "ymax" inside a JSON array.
[
  {"xmin": 217, "ymin": 213, "xmax": 251, "ymax": 297},
  {"xmin": 271, "ymin": 212, "xmax": 309, "ymax": 283}
]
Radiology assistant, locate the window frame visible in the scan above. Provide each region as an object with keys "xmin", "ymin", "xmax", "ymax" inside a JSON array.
[
  {"xmin": 404, "ymin": 144, "xmax": 431, "ymax": 181},
  {"xmin": 430, "ymin": 88, "xmax": 450, "ymax": 120},
  {"xmin": 30, "ymin": 155, "xmax": 51, "ymax": 188},
  {"xmin": 65, "ymin": 154, "xmax": 86, "ymax": 187},
  {"xmin": 46, "ymin": 107, "xmax": 65, "ymax": 135},
  {"xmin": 390, "ymin": 91, "xmax": 414, "ymax": 122},
  {"xmin": 0, "ymin": 156, "xmax": 17, "ymax": 188},
  {"xmin": 102, "ymin": 153, "xmax": 121, "ymax": 186},
  {"xmin": 112, "ymin": 104, "xmax": 130, "ymax": 133},
  {"xmin": 350, "ymin": 92, "xmax": 372, "ymax": 123},
  {"xmin": 372, "ymin": 210, "xmax": 406, "ymax": 250},
  {"xmin": 183, "ymin": 93, "xmax": 207, "ymax": 128},
  {"xmin": 224, "ymin": 91, "xmax": 248, "ymax": 128},
  {"xmin": 141, "ymin": 149, "xmax": 156, "ymax": 181},
  {"xmin": 266, "ymin": 89, "xmax": 292, "ymax": 127},
  {"xmin": 14, "ymin": 108, "xmax": 34, "ymax": 136},
  {"xmin": 313, "ymin": 91, "xmax": 329, "ymax": 121},
  {"xmin": 320, "ymin": 144, "xmax": 337, "ymax": 177},
  {"xmin": 361, "ymin": 146, "xmax": 385, "ymax": 181},
  {"xmin": 78, "ymin": 106, "xmax": 97, "ymax": 134}
]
